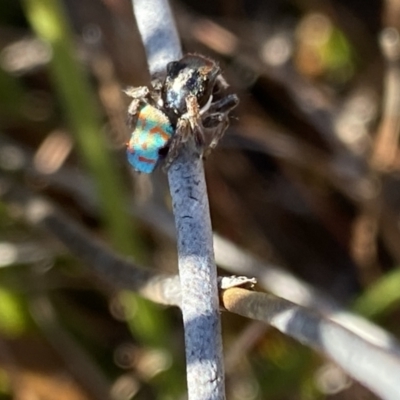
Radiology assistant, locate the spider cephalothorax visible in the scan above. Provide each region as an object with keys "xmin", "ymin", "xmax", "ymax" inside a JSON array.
[{"xmin": 162, "ymin": 54, "xmax": 221, "ymax": 117}]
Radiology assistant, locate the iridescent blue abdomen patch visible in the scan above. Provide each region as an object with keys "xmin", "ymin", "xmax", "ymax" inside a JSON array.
[{"xmin": 126, "ymin": 104, "xmax": 174, "ymax": 173}]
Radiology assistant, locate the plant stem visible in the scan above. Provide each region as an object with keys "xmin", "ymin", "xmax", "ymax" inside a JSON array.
[
  {"xmin": 132, "ymin": 0, "xmax": 226, "ymax": 398},
  {"xmin": 168, "ymin": 147, "xmax": 225, "ymax": 399}
]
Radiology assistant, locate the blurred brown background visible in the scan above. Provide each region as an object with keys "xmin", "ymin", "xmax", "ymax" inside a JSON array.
[{"xmin": 0, "ymin": 0, "xmax": 398, "ymax": 399}]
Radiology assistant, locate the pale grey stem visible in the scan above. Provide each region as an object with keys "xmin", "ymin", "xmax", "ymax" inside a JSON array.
[
  {"xmin": 131, "ymin": 1, "xmax": 226, "ymax": 399},
  {"xmin": 132, "ymin": 0, "xmax": 181, "ymax": 76},
  {"xmin": 222, "ymin": 288, "xmax": 400, "ymax": 400},
  {"xmin": 168, "ymin": 148, "xmax": 225, "ymax": 400}
]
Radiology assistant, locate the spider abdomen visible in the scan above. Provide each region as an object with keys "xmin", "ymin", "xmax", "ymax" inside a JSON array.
[{"xmin": 126, "ymin": 104, "xmax": 174, "ymax": 173}]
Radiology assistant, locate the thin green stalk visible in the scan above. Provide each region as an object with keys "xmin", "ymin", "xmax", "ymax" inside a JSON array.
[
  {"xmin": 22, "ymin": 0, "xmax": 135, "ymax": 255},
  {"xmin": 353, "ymin": 268, "xmax": 400, "ymax": 319}
]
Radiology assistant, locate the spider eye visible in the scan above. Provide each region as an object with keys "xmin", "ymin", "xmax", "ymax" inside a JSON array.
[
  {"xmin": 186, "ymin": 76, "xmax": 198, "ymax": 88},
  {"xmin": 185, "ymin": 73, "xmax": 205, "ymax": 95}
]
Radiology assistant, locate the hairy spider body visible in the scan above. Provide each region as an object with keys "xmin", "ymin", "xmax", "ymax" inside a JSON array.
[
  {"xmin": 163, "ymin": 54, "xmax": 221, "ymax": 116},
  {"xmin": 124, "ymin": 54, "xmax": 238, "ymax": 173},
  {"xmin": 162, "ymin": 54, "xmax": 239, "ymax": 169}
]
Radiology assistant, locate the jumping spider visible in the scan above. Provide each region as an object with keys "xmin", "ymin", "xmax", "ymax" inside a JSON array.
[{"xmin": 125, "ymin": 54, "xmax": 239, "ymax": 173}]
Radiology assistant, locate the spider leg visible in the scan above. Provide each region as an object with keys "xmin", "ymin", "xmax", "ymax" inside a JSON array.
[
  {"xmin": 185, "ymin": 94, "xmax": 205, "ymax": 147},
  {"xmin": 200, "ymin": 94, "xmax": 239, "ymax": 154},
  {"xmin": 204, "ymin": 112, "xmax": 230, "ymax": 153},
  {"xmin": 163, "ymin": 95, "xmax": 206, "ymax": 171},
  {"xmin": 150, "ymin": 78, "xmax": 164, "ymax": 106},
  {"xmin": 203, "ymin": 112, "xmax": 227, "ymax": 129},
  {"xmin": 208, "ymin": 94, "xmax": 239, "ymax": 114},
  {"xmin": 199, "ymin": 94, "xmax": 214, "ymax": 115},
  {"xmin": 126, "ymin": 99, "xmax": 142, "ymax": 126},
  {"xmin": 124, "ymin": 86, "xmax": 150, "ymax": 127},
  {"xmin": 214, "ymin": 74, "xmax": 229, "ymax": 93},
  {"xmin": 163, "ymin": 118, "xmax": 190, "ymax": 171},
  {"xmin": 201, "ymin": 94, "xmax": 238, "ymax": 152},
  {"xmin": 150, "ymin": 78, "xmax": 163, "ymax": 92},
  {"xmin": 123, "ymin": 86, "xmax": 149, "ymax": 100}
]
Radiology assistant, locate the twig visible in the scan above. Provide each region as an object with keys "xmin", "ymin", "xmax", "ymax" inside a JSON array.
[
  {"xmin": 167, "ymin": 149, "xmax": 225, "ymax": 399},
  {"xmin": 132, "ymin": 0, "xmax": 181, "ymax": 77},
  {"xmin": 222, "ymin": 287, "xmax": 400, "ymax": 400},
  {"xmin": 131, "ymin": 1, "xmax": 225, "ymax": 398}
]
